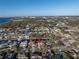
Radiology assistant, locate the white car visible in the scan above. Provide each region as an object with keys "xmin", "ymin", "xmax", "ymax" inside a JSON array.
[
  {"xmin": 20, "ymin": 41, "xmax": 27, "ymax": 47},
  {"xmin": 8, "ymin": 41, "xmax": 17, "ymax": 48}
]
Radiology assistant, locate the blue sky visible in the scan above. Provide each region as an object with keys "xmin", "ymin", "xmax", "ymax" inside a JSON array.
[{"xmin": 0, "ymin": 0, "xmax": 79, "ymax": 17}]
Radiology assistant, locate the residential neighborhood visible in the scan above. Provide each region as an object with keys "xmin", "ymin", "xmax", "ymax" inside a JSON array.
[{"xmin": 0, "ymin": 16, "xmax": 79, "ymax": 59}]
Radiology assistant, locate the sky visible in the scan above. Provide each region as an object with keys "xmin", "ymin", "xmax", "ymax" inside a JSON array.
[{"xmin": 0, "ymin": 0, "xmax": 79, "ymax": 17}]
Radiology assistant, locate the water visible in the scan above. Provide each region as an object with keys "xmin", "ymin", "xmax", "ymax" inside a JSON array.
[{"xmin": 0, "ymin": 18, "xmax": 11, "ymax": 24}]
